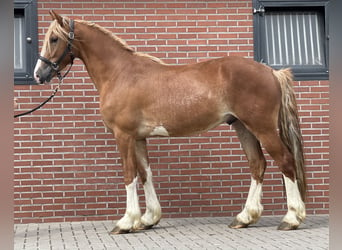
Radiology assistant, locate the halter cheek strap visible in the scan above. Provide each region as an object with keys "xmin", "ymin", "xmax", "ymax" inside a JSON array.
[{"xmin": 38, "ymin": 19, "xmax": 75, "ymax": 81}]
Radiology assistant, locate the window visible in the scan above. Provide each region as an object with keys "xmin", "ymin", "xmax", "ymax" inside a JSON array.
[
  {"xmin": 14, "ymin": 0, "xmax": 38, "ymax": 85},
  {"xmin": 253, "ymin": 0, "xmax": 329, "ymax": 80}
]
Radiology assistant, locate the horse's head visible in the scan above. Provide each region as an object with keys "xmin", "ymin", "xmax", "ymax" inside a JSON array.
[{"xmin": 34, "ymin": 10, "xmax": 75, "ymax": 84}]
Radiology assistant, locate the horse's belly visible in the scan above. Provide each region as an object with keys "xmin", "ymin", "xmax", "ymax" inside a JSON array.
[
  {"xmin": 138, "ymin": 88, "xmax": 231, "ymax": 137},
  {"xmin": 140, "ymin": 110, "xmax": 230, "ymax": 138}
]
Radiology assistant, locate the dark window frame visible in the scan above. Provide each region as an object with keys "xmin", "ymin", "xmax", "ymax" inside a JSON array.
[
  {"xmin": 253, "ymin": 0, "xmax": 329, "ymax": 81},
  {"xmin": 14, "ymin": 0, "xmax": 38, "ymax": 85}
]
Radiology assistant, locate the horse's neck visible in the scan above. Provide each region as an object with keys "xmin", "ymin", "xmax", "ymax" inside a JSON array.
[{"xmin": 76, "ymin": 22, "xmax": 132, "ymax": 92}]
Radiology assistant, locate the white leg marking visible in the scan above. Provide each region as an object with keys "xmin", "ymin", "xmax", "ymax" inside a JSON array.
[
  {"xmin": 149, "ymin": 126, "xmax": 169, "ymax": 137},
  {"xmin": 282, "ymin": 175, "xmax": 306, "ymax": 226},
  {"xmin": 141, "ymin": 167, "xmax": 162, "ymax": 226},
  {"xmin": 237, "ymin": 178, "xmax": 263, "ymax": 224},
  {"xmin": 116, "ymin": 177, "xmax": 141, "ymax": 230}
]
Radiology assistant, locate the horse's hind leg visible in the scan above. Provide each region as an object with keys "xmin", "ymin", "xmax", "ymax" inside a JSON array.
[
  {"xmin": 229, "ymin": 120, "xmax": 266, "ymax": 229},
  {"xmin": 135, "ymin": 139, "xmax": 162, "ymax": 230},
  {"xmin": 257, "ymin": 130, "xmax": 306, "ymax": 230}
]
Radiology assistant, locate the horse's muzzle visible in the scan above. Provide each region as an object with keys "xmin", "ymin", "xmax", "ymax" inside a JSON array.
[{"xmin": 35, "ymin": 67, "xmax": 55, "ymax": 84}]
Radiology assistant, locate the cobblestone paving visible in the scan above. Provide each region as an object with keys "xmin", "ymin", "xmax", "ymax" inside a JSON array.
[{"xmin": 14, "ymin": 215, "xmax": 328, "ymax": 250}]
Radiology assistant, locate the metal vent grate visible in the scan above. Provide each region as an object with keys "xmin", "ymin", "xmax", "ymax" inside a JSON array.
[{"xmin": 264, "ymin": 10, "xmax": 325, "ymax": 67}]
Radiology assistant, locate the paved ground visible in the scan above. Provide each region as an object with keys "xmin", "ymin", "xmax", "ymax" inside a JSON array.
[{"xmin": 14, "ymin": 215, "xmax": 328, "ymax": 250}]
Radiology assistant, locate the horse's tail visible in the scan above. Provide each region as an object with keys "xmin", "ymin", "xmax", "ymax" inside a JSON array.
[{"xmin": 273, "ymin": 68, "xmax": 306, "ymax": 201}]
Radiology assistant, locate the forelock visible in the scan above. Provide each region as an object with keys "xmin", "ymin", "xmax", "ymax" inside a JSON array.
[{"xmin": 43, "ymin": 18, "xmax": 70, "ymax": 54}]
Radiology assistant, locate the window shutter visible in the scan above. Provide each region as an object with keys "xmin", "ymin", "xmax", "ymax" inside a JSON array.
[
  {"xmin": 264, "ymin": 10, "xmax": 325, "ymax": 67},
  {"xmin": 253, "ymin": 0, "xmax": 329, "ymax": 80}
]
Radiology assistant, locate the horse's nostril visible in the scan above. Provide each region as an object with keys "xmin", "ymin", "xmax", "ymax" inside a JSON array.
[{"xmin": 34, "ymin": 73, "xmax": 44, "ymax": 84}]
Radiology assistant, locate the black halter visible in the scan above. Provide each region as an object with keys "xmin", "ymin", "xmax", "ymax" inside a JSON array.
[
  {"xmin": 14, "ymin": 19, "xmax": 75, "ymax": 118},
  {"xmin": 38, "ymin": 19, "xmax": 75, "ymax": 80}
]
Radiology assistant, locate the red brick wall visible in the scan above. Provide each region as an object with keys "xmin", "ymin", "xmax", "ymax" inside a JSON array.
[{"xmin": 14, "ymin": 0, "xmax": 329, "ymax": 223}]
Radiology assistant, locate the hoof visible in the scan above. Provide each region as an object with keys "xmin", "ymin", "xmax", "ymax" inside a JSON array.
[
  {"xmin": 137, "ymin": 220, "xmax": 160, "ymax": 231},
  {"xmin": 110, "ymin": 227, "xmax": 131, "ymax": 235},
  {"xmin": 277, "ymin": 221, "xmax": 299, "ymax": 230},
  {"xmin": 228, "ymin": 218, "xmax": 249, "ymax": 229},
  {"xmin": 138, "ymin": 224, "xmax": 154, "ymax": 230}
]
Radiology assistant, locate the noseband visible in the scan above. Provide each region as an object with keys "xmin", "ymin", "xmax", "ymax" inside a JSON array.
[{"xmin": 38, "ymin": 19, "xmax": 75, "ymax": 81}]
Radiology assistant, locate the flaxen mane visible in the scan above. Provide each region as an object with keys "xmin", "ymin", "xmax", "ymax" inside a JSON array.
[
  {"xmin": 47, "ymin": 17, "xmax": 165, "ymax": 65},
  {"xmin": 77, "ymin": 20, "xmax": 164, "ymax": 64},
  {"xmin": 77, "ymin": 19, "xmax": 165, "ymax": 64}
]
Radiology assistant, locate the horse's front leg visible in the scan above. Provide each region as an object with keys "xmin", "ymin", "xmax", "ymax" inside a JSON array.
[
  {"xmin": 135, "ymin": 139, "xmax": 162, "ymax": 229},
  {"xmin": 111, "ymin": 132, "xmax": 141, "ymax": 234}
]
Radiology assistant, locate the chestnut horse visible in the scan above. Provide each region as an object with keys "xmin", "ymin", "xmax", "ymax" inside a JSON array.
[{"xmin": 34, "ymin": 11, "xmax": 306, "ymax": 234}]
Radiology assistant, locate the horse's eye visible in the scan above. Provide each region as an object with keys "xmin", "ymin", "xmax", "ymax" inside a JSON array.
[{"xmin": 50, "ymin": 37, "xmax": 58, "ymax": 43}]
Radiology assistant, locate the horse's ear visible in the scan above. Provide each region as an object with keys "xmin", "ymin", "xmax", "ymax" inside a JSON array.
[{"xmin": 49, "ymin": 10, "xmax": 64, "ymax": 26}]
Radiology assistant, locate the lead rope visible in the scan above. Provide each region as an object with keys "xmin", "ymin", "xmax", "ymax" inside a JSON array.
[
  {"xmin": 14, "ymin": 85, "xmax": 60, "ymax": 118},
  {"xmin": 14, "ymin": 63, "xmax": 73, "ymax": 119}
]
